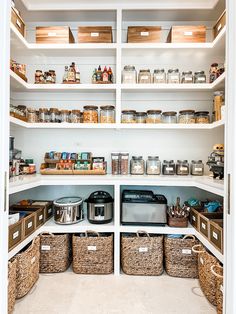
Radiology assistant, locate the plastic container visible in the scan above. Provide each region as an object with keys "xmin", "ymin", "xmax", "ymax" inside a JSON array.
[
  {"xmin": 162, "ymin": 111, "xmax": 177, "ymax": 123},
  {"xmin": 146, "ymin": 156, "xmax": 161, "ymax": 175}
]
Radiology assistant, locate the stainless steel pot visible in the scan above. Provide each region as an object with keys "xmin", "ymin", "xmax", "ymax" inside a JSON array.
[{"xmin": 53, "ymin": 196, "xmax": 83, "ymax": 225}]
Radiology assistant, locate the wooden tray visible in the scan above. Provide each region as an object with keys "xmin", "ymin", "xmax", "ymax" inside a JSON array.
[
  {"xmin": 40, "ymin": 169, "xmax": 106, "ymax": 175},
  {"xmin": 11, "ymin": 68, "xmax": 27, "ymax": 82},
  {"xmin": 10, "ymin": 112, "xmax": 28, "ymax": 122},
  {"xmin": 167, "ymin": 216, "xmax": 189, "ymax": 228}
]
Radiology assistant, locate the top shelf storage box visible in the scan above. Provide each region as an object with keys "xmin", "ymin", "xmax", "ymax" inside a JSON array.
[
  {"xmin": 78, "ymin": 26, "xmax": 113, "ymax": 43},
  {"xmin": 36, "ymin": 26, "xmax": 75, "ymax": 44},
  {"xmin": 11, "ymin": 7, "xmax": 25, "ymax": 37},
  {"xmin": 213, "ymin": 11, "xmax": 226, "ymax": 39},
  {"xmin": 167, "ymin": 26, "xmax": 206, "ymax": 43},
  {"xmin": 128, "ymin": 26, "xmax": 161, "ymax": 43}
]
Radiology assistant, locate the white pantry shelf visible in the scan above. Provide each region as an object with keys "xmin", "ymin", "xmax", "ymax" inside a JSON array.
[
  {"xmin": 9, "ymin": 174, "xmax": 224, "ymax": 196},
  {"xmin": 10, "ymin": 116, "xmax": 225, "ymax": 130}
]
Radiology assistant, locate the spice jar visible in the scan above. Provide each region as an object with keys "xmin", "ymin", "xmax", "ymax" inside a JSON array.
[
  {"xmin": 100, "ymin": 105, "xmax": 115, "ymax": 123},
  {"xmin": 83, "ymin": 105, "xmax": 98, "ymax": 123},
  {"xmin": 130, "ymin": 156, "xmax": 145, "ymax": 175},
  {"xmin": 56, "ymin": 110, "xmax": 61, "ymax": 123},
  {"xmin": 176, "ymin": 160, "xmax": 189, "ymax": 175},
  {"xmin": 49, "ymin": 70, "xmax": 56, "ymax": 83},
  {"xmin": 146, "ymin": 156, "xmax": 161, "ymax": 175},
  {"xmin": 162, "ymin": 111, "xmax": 177, "ymax": 123},
  {"xmin": 135, "ymin": 112, "xmax": 147, "ymax": 123},
  {"xmin": 178, "ymin": 110, "xmax": 195, "ymax": 124},
  {"xmin": 138, "ymin": 69, "xmax": 152, "ymax": 84},
  {"xmin": 27, "ymin": 108, "xmax": 37, "ymax": 123},
  {"xmin": 111, "ymin": 152, "xmax": 120, "ymax": 175},
  {"xmin": 194, "ymin": 71, "xmax": 206, "ymax": 83},
  {"xmin": 209, "ymin": 63, "xmax": 218, "ymax": 83},
  {"xmin": 121, "ymin": 110, "xmax": 136, "ymax": 123},
  {"xmin": 162, "ymin": 160, "xmax": 175, "ymax": 175},
  {"xmin": 39, "ymin": 108, "xmax": 47, "ymax": 122},
  {"xmin": 49, "ymin": 108, "xmax": 57, "ymax": 123},
  {"xmin": 181, "ymin": 71, "xmax": 193, "ymax": 84},
  {"xmin": 35, "ymin": 70, "xmax": 44, "ymax": 84},
  {"xmin": 60, "ymin": 110, "xmax": 70, "ymax": 123},
  {"xmin": 120, "ymin": 152, "xmax": 129, "ymax": 175},
  {"xmin": 191, "ymin": 160, "xmax": 204, "ymax": 176},
  {"xmin": 167, "ymin": 69, "xmax": 180, "ymax": 84},
  {"xmin": 153, "ymin": 69, "xmax": 166, "ymax": 84},
  {"xmin": 195, "ymin": 111, "xmax": 210, "ymax": 124},
  {"xmin": 146, "ymin": 110, "xmax": 162, "ymax": 123},
  {"xmin": 122, "ymin": 65, "xmax": 137, "ymax": 84},
  {"xmin": 70, "ymin": 110, "xmax": 81, "ymax": 123}
]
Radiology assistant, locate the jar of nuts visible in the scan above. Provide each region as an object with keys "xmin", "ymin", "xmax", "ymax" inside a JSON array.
[
  {"xmin": 121, "ymin": 110, "xmax": 136, "ymax": 123},
  {"xmin": 100, "ymin": 105, "xmax": 115, "ymax": 123},
  {"xmin": 178, "ymin": 110, "xmax": 195, "ymax": 124},
  {"xmin": 83, "ymin": 105, "xmax": 98, "ymax": 123},
  {"xmin": 195, "ymin": 111, "xmax": 210, "ymax": 124}
]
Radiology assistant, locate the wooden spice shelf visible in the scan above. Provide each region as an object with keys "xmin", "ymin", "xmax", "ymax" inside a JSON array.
[{"xmin": 40, "ymin": 169, "xmax": 106, "ymax": 175}]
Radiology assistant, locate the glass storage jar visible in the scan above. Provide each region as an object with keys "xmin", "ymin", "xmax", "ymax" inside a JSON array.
[
  {"xmin": 49, "ymin": 108, "xmax": 57, "ymax": 123},
  {"xmin": 122, "ymin": 65, "xmax": 137, "ymax": 84},
  {"xmin": 100, "ymin": 105, "xmax": 115, "ymax": 123},
  {"xmin": 120, "ymin": 152, "xmax": 129, "ymax": 175},
  {"xmin": 162, "ymin": 111, "xmax": 177, "ymax": 123},
  {"xmin": 70, "ymin": 110, "xmax": 81, "ymax": 123},
  {"xmin": 194, "ymin": 71, "xmax": 206, "ymax": 83},
  {"xmin": 191, "ymin": 160, "xmax": 204, "ymax": 176},
  {"xmin": 176, "ymin": 160, "xmax": 189, "ymax": 175},
  {"xmin": 121, "ymin": 110, "xmax": 136, "ymax": 123},
  {"xmin": 181, "ymin": 71, "xmax": 193, "ymax": 84},
  {"xmin": 153, "ymin": 69, "xmax": 166, "ymax": 83},
  {"xmin": 56, "ymin": 110, "xmax": 61, "ymax": 123},
  {"xmin": 39, "ymin": 108, "xmax": 47, "ymax": 122},
  {"xmin": 138, "ymin": 69, "xmax": 152, "ymax": 84},
  {"xmin": 130, "ymin": 156, "xmax": 145, "ymax": 175},
  {"xmin": 146, "ymin": 110, "xmax": 162, "ymax": 123},
  {"xmin": 146, "ymin": 156, "xmax": 161, "ymax": 175},
  {"xmin": 27, "ymin": 108, "xmax": 37, "ymax": 123},
  {"xmin": 60, "ymin": 110, "xmax": 70, "ymax": 123},
  {"xmin": 162, "ymin": 160, "xmax": 175, "ymax": 175},
  {"xmin": 195, "ymin": 111, "xmax": 210, "ymax": 124},
  {"xmin": 111, "ymin": 152, "xmax": 120, "ymax": 175},
  {"xmin": 167, "ymin": 69, "xmax": 180, "ymax": 84},
  {"xmin": 135, "ymin": 112, "xmax": 147, "ymax": 123},
  {"xmin": 178, "ymin": 110, "xmax": 195, "ymax": 124},
  {"xmin": 83, "ymin": 105, "xmax": 98, "ymax": 123}
]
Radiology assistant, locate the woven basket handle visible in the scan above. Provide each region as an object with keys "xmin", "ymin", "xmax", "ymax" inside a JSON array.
[
  {"xmin": 40, "ymin": 232, "xmax": 55, "ymax": 237},
  {"xmin": 211, "ymin": 264, "xmax": 223, "ymax": 278},
  {"xmin": 183, "ymin": 234, "xmax": 196, "ymax": 240},
  {"xmin": 136, "ymin": 230, "xmax": 150, "ymax": 238},
  {"xmin": 192, "ymin": 244, "xmax": 205, "ymax": 253},
  {"xmin": 85, "ymin": 230, "xmax": 100, "ymax": 237}
]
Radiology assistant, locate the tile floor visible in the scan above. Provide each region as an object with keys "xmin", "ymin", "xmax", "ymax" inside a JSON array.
[{"xmin": 14, "ymin": 270, "xmax": 216, "ymax": 314}]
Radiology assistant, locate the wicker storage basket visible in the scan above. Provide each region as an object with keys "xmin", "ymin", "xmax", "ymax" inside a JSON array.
[
  {"xmin": 72, "ymin": 231, "xmax": 113, "ymax": 274},
  {"xmin": 164, "ymin": 235, "xmax": 199, "ymax": 278},
  {"xmin": 211, "ymin": 264, "xmax": 223, "ymax": 314},
  {"xmin": 192, "ymin": 244, "xmax": 218, "ymax": 306},
  {"xmin": 121, "ymin": 231, "xmax": 163, "ymax": 276},
  {"xmin": 15, "ymin": 237, "xmax": 40, "ymax": 299},
  {"xmin": 39, "ymin": 232, "xmax": 71, "ymax": 273},
  {"xmin": 8, "ymin": 259, "xmax": 17, "ymax": 314}
]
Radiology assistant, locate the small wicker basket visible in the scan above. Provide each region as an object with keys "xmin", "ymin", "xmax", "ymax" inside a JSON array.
[
  {"xmin": 164, "ymin": 235, "xmax": 199, "ymax": 278},
  {"xmin": 15, "ymin": 236, "xmax": 40, "ymax": 299},
  {"xmin": 8, "ymin": 259, "xmax": 17, "ymax": 314},
  {"xmin": 192, "ymin": 244, "xmax": 218, "ymax": 306},
  {"xmin": 39, "ymin": 232, "xmax": 71, "ymax": 273},
  {"xmin": 211, "ymin": 264, "xmax": 223, "ymax": 314},
  {"xmin": 121, "ymin": 231, "xmax": 163, "ymax": 276},
  {"xmin": 72, "ymin": 231, "xmax": 113, "ymax": 274}
]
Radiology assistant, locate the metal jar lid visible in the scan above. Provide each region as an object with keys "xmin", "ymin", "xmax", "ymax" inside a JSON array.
[
  {"xmin": 135, "ymin": 112, "xmax": 147, "ymax": 116},
  {"xmin": 194, "ymin": 111, "xmax": 209, "ymax": 116},
  {"xmin": 83, "ymin": 105, "xmax": 98, "ymax": 110},
  {"xmin": 162, "ymin": 111, "xmax": 177, "ymax": 116},
  {"xmin": 132, "ymin": 156, "xmax": 143, "ymax": 160},
  {"xmin": 147, "ymin": 110, "xmax": 162, "ymax": 115},
  {"xmin": 179, "ymin": 110, "xmax": 195, "ymax": 115},
  {"xmin": 124, "ymin": 65, "xmax": 136, "ymax": 71},
  {"xmin": 100, "ymin": 105, "xmax": 115, "ymax": 110},
  {"xmin": 122, "ymin": 110, "xmax": 136, "ymax": 114},
  {"xmin": 53, "ymin": 196, "xmax": 83, "ymax": 206},
  {"xmin": 192, "ymin": 160, "xmax": 203, "ymax": 163},
  {"xmin": 148, "ymin": 156, "xmax": 160, "ymax": 160},
  {"xmin": 182, "ymin": 71, "xmax": 192, "ymax": 75}
]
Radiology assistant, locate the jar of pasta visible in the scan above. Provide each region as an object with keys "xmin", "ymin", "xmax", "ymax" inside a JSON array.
[
  {"xmin": 121, "ymin": 110, "xmax": 136, "ymax": 123},
  {"xmin": 83, "ymin": 105, "xmax": 98, "ymax": 123},
  {"xmin": 100, "ymin": 105, "xmax": 115, "ymax": 123},
  {"xmin": 178, "ymin": 110, "xmax": 195, "ymax": 124},
  {"xmin": 146, "ymin": 110, "xmax": 162, "ymax": 123}
]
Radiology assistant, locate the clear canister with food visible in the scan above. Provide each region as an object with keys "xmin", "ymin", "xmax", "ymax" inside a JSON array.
[
  {"xmin": 60, "ymin": 110, "xmax": 70, "ymax": 123},
  {"xmin": 120, "ymin": 152, "xmax": 129, "ymax": 175},
  {"xmin": 146, "ymin": 110, "xmax": 162, "ymax": 123},
  {"xmin": 100, "ymin": 105, "xmax": 115, "ymax": 123},
  {"xmin": 191, "ymin": 160, "xmax": 204, "ymax": 176},
  {"xmin": 138, "ymin": 69, "xmax": 152, "ymax": 84},
  {"xmin": 70, "ymin": 110, "xmax": 81, "ymax": 123},
  {"xmin": 39, "ymin": 108, "xmax": 47, "ymax": 123},
  {"xmin": 146, "ymin": 156, "xmax": 161, "ymax": 175},
  {"xmin": 153, "ymin": 69, "xmax": 166, "ymax": 84},
  {"xmin": 56, "ymin": 110, "xmax": 61, "ymax": 123},
  {"xmin": 167, "ymin": 69, "xmax": 180, "ymax": 84},
  {"xmin": 162, "ymin": 111, "xmax": 177, "ymax": 124},
  {"xmin": 111, "ymin": 152, "xmax": 120, "ymax": 175},
  {"xmin": 121, "ymin": 110, "xmax": 136, "ymax": 123},
  {"xmin": 122, "ymin": 65, "xmax": 137, "ymax": 84},
  {"xmin": 130, "ymin": 156, "xmax": 145, "ymax": 175},
  {"xmin": 178, "ymin": 110, "xmax": 195, "ymax": 124},
  {"xmin": 162, "ymin": 160, "xmax": 175, "ymax": 175},
  {"xmin": 49, "ymin": 108, "xmax": 57, "ymax": 123},
  {"xmin": 194, "ymin": 71, "xmax": 206, "ymax": 83},
  {"xmin": 83, "ymin": 105, "xmax": 98, "ymax": 123},
  {"xmin": 181, "ymin": 71, "xmax": 193, "ymax": 84},
  {"xmin": 27, "ymin": 108, "xmax": 37, "ymax": 123},
  {"xmin": 176, "ymin": 160, "xmax": 189, "ymax": 175},
  {"xmin": 135, "ymin": 112, "xmax": 147, "ymax": 123},
  {"xmin": 35, "ymin": 70, "xmax": 44, "ymax": 84},
  {"xmin": 195, "ymin": 111, "xmax": 210, "ymax": 124}
]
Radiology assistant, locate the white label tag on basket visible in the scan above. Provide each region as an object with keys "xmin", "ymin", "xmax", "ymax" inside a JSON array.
[
  {"xmin": 48, "ymin": 32, "xmax": 57, "ymax": 37},
  {"xmin": 13, "ymin": 231, "xmax": 19, "ymax": 239},
  {"xmin": 213, "ymin": 231, "xmax": 218, "ymax": 240},
  {"xmin": 31, "ymin": 256, "xmax": 36, "ymax": 264},
  {"xmin": 184, "ymin": 31, "xmax": 193, "ymax": 36},
  {"xmin": 88, "ymin": 246, "xmax": 96, "ymax": 251},
  {"xmin": 200, "ymin": 257, "xmax": 204, "ymax": 265},
  {"xmin": 139, "ymin": 247, "xmax": 148, "ymax": 253},
  {"xmin": 182, "ymin": 249, "xmax": 192, "ymax": 255},
  {"xmin": 16, "ymin": 19, "xmax": 21, "ymax": 28},
  {"xmin": 220, "ymin": 285, "xmax": 223, "ymax": 292},
  {"xmin": 141, "ymin": 31, "xmax": 149, "ymax": 36},
  {"xmin": 27, "ymin": 221, "xmax": 32, "ymax": 228},
  {"xmin": 201, "ymin": 222, "xmax": 206, "ymax": 230},
  {"xmin": 39, "ymin": 215, "xmax": 43, "ymax": 221},
  {"xmin": 192, "ymin": 216, "xmax": 196, "ymax": 221},
  {"xmin": 41, "ymin": 245, "xmax": 51, "ymax": 251},
  {"xmin": 91, "ymin": 32, "xmax": 99, "ymax": 37}
]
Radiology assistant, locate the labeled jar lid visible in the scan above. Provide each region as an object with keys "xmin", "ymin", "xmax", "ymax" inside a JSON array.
[
  {"xmin": 83, "ymin": 105, "xmax": 98, "ymax": 110},
  {"xmin": 162, "ymin": 111, "xmax": 177, "ymax": 116},
  {"xmin": 179, "ymin": 110, "xmax": 195, "ymax": 115},
  {"xmin": 147, "ymin": 110, "xmax": 162, "ymax": 114},
  {"xmin": 195, "ymin": 111, "xmax": 209, "ymax": 116},
  {"xmin": 100, "ymin": 105, "xmax": 115, "ymax": 110}
]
